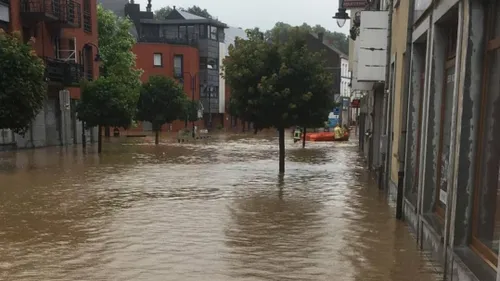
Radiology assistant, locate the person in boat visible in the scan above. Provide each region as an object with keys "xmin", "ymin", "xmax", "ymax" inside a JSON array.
[{"xmin": 334, "ymin": 123, "xmax": 344, "ymax": 140}]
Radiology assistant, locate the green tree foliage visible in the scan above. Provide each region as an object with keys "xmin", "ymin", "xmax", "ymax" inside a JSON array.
[
  {"xmin": 77, "ymin": 78, "xmax": 136, "ymax": 130},
  {"xmin": 154, "ymin": 5, "xmax": 214, "ymax": 19},
  {"xmin": 77, "ymin": 5, "xmax": 142, "ymax": 152},
  {"xmin": 185, "ymin": 100, "xmax": 200, "ymax": 123},
  {"xmin": 97, "ymin": 4, "xmax": 142, "ymax": 88},
  {"xmin": 266, "ymin": 22, "xmax": 349, "ymax": 55},
  {"xmin": 223, "ymin": 28, "xmax": 333, "ymax": 173},
  {"xmin": 0, "ymin": 30, "xmax": 46, "ymax": 135},
  {"xmin": 137, "ymin": 75, "xmax": 188, "ymax": 144}
]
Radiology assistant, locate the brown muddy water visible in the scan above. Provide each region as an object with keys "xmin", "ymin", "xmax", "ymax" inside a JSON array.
[{"xmin": 0, "ymin": 133, "xmax": 442, "ymax": 280}]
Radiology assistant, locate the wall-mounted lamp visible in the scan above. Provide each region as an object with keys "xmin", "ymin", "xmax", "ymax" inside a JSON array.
[{"xmin": 83, "ymin": 42, "xmax": 101, "ymax": 62}]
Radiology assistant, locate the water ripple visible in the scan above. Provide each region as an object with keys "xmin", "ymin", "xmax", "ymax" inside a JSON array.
[{"xmin": 0, "ymin": 134, "xmax": 441, "ymax": 281}]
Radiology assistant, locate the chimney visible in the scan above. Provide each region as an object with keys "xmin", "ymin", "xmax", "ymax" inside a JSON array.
[
  {"xmin": 318, "ymin": 32, "xmax": 324, "ymax": 42},
  {"xmin": 146, "ymin": 0, "xmax": 151, "ymax": 12}
]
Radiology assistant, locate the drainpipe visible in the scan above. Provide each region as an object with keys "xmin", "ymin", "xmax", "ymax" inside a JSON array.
[
  {"xmin": 380, "ymin": 0, "xmax": 394, "ymax": 190},
  {"xmin": 443, "ymin": 1, "xmax": 465, "ymax": 279},
  {"xmin": 396, "ymin": 0, "xmax": 415, "ymax": 220}
]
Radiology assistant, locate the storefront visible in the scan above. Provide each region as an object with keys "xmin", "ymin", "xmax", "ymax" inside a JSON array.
[
  {"xmin": 401, "ymin": 0, "xmax": 500, "ymax": 280},
  {"xmin": 469, "ymin": 0, "xmax": 500, "ymax": 270}
]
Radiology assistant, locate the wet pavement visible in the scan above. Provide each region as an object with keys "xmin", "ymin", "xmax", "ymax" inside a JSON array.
[{"xmin": 0, "ymin": 133, "xmax": 442, "ymax": 280}]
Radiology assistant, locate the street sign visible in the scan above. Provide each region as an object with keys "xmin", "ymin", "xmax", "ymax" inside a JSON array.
[{"xmin": 343, "ymin": 0, "xmax": 368, "ymax": 9}]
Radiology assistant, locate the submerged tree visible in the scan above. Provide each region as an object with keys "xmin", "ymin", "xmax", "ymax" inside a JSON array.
[
  {"xmin": 77, "ymin": 77, "xmax": 138, "ymax": 152},
  {"xmin": 137, "ymin": 75, "xmax": 187, "ymax": 144},
  {"xmin": 97, "ymin": 5, "xmax": 142, "ymax": 137},
  {"xmin": 0, "ymin": 30, "xmax": 46, "ymax": 135},
  {"xmin": 223, "ymin": 28, "xmax": 333, "ymax": 173}
]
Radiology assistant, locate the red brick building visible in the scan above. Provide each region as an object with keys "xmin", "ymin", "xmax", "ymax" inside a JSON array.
[
  {"xmin": 1, "ymin": 0, "xmax": 99, "ymax": 147},
  {"xmin": 131, "ymin": 42, "xmax": 204, "ymax": 133}
]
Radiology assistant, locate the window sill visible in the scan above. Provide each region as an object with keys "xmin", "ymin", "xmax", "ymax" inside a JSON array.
[
  {"xmin": 454, "ymin": 247, "xmax": 496, "ymax": 281},
  {"xmin": 153, "ymin": 65, "xmax": 163, "ymax": 68}
]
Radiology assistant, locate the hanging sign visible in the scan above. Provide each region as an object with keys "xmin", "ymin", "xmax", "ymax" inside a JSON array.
[{"xmin": 342, "ymin": 0, "xmax": 367, "ymax": 9}]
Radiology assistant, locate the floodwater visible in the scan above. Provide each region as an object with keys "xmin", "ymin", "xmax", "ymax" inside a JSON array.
[{"xmin": 0, "ymin": 133, "xmax": 442, "ymax": 281}]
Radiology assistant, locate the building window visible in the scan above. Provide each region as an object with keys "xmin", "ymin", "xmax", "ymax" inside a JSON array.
[
  {"xmin": 83, "ymin": 0, "xmax": 91, "ymax": 33},
  {"xmin": 174, "ymin": 55, "xmax": 183, "ymax": 78},
  {"xmin": 471, "ymin": 0, "xmax": 500, "ymax": 268},
  {"xmin": 210, "ymin": 25, "xmax": 218, "ymax": 40},
  {"xmin": 153, "ymin": 53, "xmax": 162, "ymax": 67},
  {"xmin": 178, "ymin": 25, "xmax": 187, "ymax": 39},
  {"xmin": 199, "ymin": 24, "xmax": 207, "ymax": 39},
  {"xmin": 433, "ymin": 24, "xmax": 457, "ymax": 219}
]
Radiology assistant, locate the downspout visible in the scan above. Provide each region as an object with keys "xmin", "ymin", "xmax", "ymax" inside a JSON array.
[
  {"xmin": 396, "ymin": 0, "xmax": 415, "ymax": 220},
  {"xmin": 380, "ymin": 0, "xmax": 394, "ymax": 190},
  {"xmin": 443, "ymin": 0, "xmax": 466, "ymax": 279}
]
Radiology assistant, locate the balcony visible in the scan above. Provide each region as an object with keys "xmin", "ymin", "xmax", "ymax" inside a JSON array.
[
  {"xmin": 44, "ymin": 57, "xmax": 83, "ymax": 86},
  {"xmin": 20, "ymin": 0, "xmax": 81, "ymax": 28},
  {"xmin": 138, "ymin": 35, "xmax": 198, "ymax": 47}
]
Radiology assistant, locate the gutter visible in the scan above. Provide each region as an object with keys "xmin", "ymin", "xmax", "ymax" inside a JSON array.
[{"xmin": 396, "ymin": 0, "xmax": 415, "ymax": 220}]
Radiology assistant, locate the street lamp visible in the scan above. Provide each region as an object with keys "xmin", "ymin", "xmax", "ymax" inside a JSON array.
[
  {"xmin": 80, "ymin": 42, "xmax": 101, "ymax": 148},
  {"xmin": 183, "ymin": 72, "xmax": 198, "ymax": 138},
  {"xmin": 332, "ymin": 0, "xmax": 350, "ymax": 28},
  {"xmin": 83, "ymin": 42, "xmax": 101, "ymax": 62}
]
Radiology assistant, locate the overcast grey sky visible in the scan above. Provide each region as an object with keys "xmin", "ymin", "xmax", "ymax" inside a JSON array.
[{"xmin": 135, "ymin": 0, "xmax": 350, "ymax": 35}]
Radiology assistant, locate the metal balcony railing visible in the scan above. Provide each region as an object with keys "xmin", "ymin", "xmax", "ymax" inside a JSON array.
[
  {"xmin": 138, "ymin": 35, "xmax": 198, "ymax": 47},
  {"xmin": 20, "ymin": 0, "xmax": 81, "ymax": 27},
  {"xmin": 44, "ymin": 57, "xmax": 84, "ymax": 85}
]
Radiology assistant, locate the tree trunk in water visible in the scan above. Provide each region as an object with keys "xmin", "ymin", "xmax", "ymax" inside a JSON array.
[
  {"xmin": 155, "ymin": 130, "xmax": 159, "ymax": 145},
  {"xmin": 302, "ymin": 128, "xmax": 306, "ymax": 148},
  {"xmin": 278, "ymin": 127, "xmax": 285, "ymax": 174},
  {"xmin": 98, "ymin": 125, "xmax": 102, "ymax": 154},
  {"xmin": 184, "ymin": 119, "xmax": 188, "ymax": 129}
]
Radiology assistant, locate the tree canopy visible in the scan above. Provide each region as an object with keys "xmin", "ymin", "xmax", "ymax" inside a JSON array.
[
  {"xmin": 153, "ymin": 6, "xmax": 348, "ymax": 55},
  {"xmin": 154, "ymin": 5, "xmax": 214, "ymax": 20},
  {"xmin": 0, "ymin": 30, "xmax": 46, "ymax": 135},
  {"xmin": 266, "ymin": 22, "xmax": 349, "ymax": 55},
  {"xmin": 136, "ymin": 75, "xmax": 188, "ymax": 144},
  {"xmin": 185, "ymin": 100, "xmax": 200, "ymax": 123},
  {"xmin": 77, "ymin": 77, "xmax": 136, "ymax": 129},
  {"xmin": 223, "ymin": 28, "xmax": 334, "ymax": 173},
  {"xmin": 77, "ymin": 5, "xmax": 142, "ymax": 152},
  {"xmin": 97, "ymin": 4, "xmax": 142, "ymax": 88}
]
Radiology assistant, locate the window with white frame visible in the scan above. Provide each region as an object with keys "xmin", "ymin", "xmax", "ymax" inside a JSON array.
[{"xmin": 153, "ymin": 53, "xmax": 162, "ymax": 67}]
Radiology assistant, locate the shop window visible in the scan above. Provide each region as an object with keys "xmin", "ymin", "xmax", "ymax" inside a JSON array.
[
  {"xmin": 471, "ymin": 0, "xmax": 500, "ymax": 268},
  {"xmin": 434, "ymin": 25, "xmax": 457, "ymax": 219}
]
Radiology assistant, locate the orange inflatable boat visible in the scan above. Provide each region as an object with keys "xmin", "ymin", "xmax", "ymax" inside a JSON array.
[{"xmin": 305, "ymin": 131, "xmax": 349, "ymax": 142}]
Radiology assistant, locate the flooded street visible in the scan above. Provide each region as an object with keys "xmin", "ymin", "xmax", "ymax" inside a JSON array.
[{"xmin": 0, "ymin": 134, "xmax": 441, "ymax": 281}]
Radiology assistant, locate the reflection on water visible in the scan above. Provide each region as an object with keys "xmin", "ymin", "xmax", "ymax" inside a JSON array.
[{"xmin": 0, "ymin": 134, "xmax": 441, "ymax": 280}]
